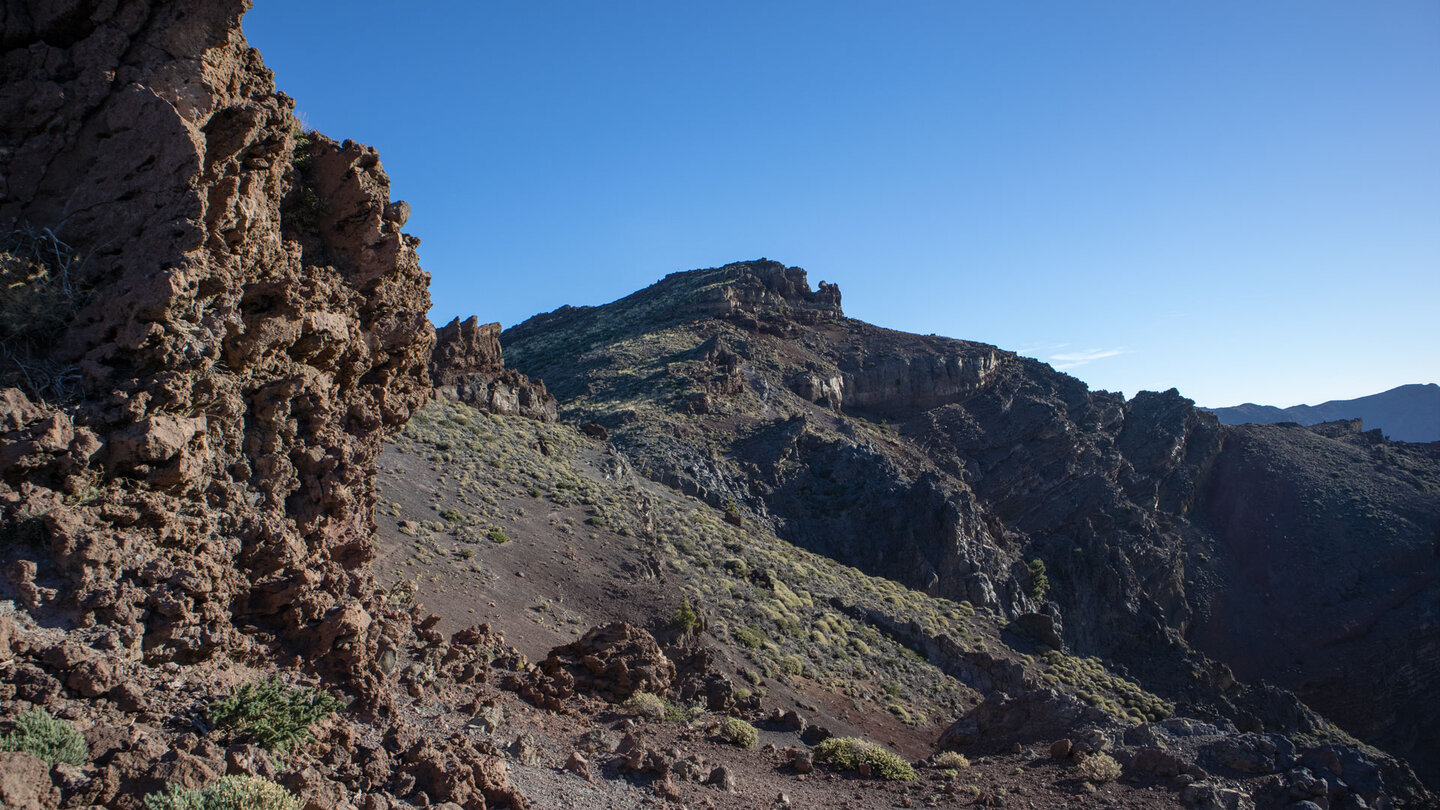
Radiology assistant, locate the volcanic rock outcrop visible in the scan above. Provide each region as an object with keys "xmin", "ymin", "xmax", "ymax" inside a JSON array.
[
  {"xmin": 0, "ymin": 0, "xmax": 432, "ymax": 690},
  {"xmin": 431, "ymin": 315, "xmax": 556, "ymax": 422},
  {"xmin": 502, "ymin": 259, "xmax": 1440, "ymax": 788}
]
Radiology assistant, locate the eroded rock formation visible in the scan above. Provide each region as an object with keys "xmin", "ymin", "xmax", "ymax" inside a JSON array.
[
  {"xmin": 431, "ymin": 316, "xmax": 556, "ymax": 422},
  {"xmin": 515, "ymin": 622, "xmax": 676, "ymax": 711},
  {"xmin": 0, "ymin": 0, "xmax": 432, "ymax": 690}
]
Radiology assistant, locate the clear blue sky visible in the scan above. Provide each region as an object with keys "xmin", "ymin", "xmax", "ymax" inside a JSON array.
[{"xmin": 243, "ymin": 1, "xmax": 1439, "ymax": 409}]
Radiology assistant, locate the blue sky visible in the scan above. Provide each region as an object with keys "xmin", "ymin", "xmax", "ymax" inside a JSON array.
[{"xmin": 243, "ymin": 1, "xmax": 1439, "ymax": 408}]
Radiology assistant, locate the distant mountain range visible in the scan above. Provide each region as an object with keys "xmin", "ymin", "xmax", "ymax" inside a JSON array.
[{"xmin": 1204, "ymin": 383, "xmax": 1440, "ymax": 442}]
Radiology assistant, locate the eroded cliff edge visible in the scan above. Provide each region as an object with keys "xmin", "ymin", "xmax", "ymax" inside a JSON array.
[{"xmin": 0, "ymin": 0, "xmax": 433, "ymax": 691}]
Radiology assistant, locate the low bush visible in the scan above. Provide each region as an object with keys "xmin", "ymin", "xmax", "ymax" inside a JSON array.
[
  {"xmin": 814, "ymin": 736, "xmax": 915, "ymax": 781},
  {"xmin": 143, "ymin": 775, "xmax": 301, "ymax": 810},
  {"xmin": 0, "ymin": 708, "xmax": 87, "ymax": 766},
  {"xmin": 718, "ymin": 717, "xmax": 758, "ymax": 749},
  {"xmin": 1078, "ymin": 751, "xmax": 1122, "ymax": 783},
  {"xmin": 732, "ymin": 625, "xmax": 765, "ymax": 649},
  {"xmin": 933, "ymin": 750, "xmax": 970, "ymax": 769},
  {"xmin": 623, "ymin": 692, "xmax": 669, "ymax": 719},
  {"xmin": 208, "ymin": 675, "xmax": 341, "ymax": 752},
  {"xmin": 780, "ymin": 654, "xmax": 806, "ymax": 677}
]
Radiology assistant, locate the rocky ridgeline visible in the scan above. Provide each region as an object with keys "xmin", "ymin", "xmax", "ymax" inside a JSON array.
[
  {"xmin": 502, "ymin": 259, "xmax": 1440, "ymax": 796},
  {"xmin": 430, "ymin": 316, "xmax": 555, "ymax": 422}
]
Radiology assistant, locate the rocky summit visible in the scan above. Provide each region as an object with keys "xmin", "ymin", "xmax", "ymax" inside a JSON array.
[
  {"xmin": 0, "ymin": 3, "xmax": 1436, "ymax": 810},
  {"xmin": 504, "ymin": 260, "xmax": 1440, "ymax": 791}
]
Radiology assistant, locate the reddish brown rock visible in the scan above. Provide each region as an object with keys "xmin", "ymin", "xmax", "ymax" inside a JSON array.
[
  {"xmin": 398, "ymin": 734, "xmax": 526, "ymax": 810},
  {"xmin": 0, "ymin": 751, "xmax": 60, "ymax": 810},
  {"xmin": 0, "ymin": 0, "xmax": 433, "ymax": 695},
  {"xmin": 522, "ymin": 622, "xmax": 676, "ymax": 708},
  {"xmin": 431, "ymin": 316, "xmax": 556, "ymax": 422}
]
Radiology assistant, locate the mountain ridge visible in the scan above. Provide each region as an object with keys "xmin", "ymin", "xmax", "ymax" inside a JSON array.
[
  {"xmin": 1204, "ymin": 383, "xmax": 1440, "ymax": 443},
  {"xmin": 0, "ymin": 2, "xmax": 1436, "ymax": 806},
  {"xmin": 504, "ymin": 259, "xmax": 1440, "ymax": 790}
]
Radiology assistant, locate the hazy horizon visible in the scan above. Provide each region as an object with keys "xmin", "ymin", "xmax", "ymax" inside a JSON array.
[{"xmin": 244, "ymin": 1, "xmax": 1439, "ymax": 409}]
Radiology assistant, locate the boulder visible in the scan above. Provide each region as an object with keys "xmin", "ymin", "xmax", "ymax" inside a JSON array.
[{"xmin": 0, "ymin": 751, "xmax": 59, "ymax": 810}]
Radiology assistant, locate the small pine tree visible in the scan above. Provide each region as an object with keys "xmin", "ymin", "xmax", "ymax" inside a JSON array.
[{"xmin": 1028, "ymin": 558, "xmax": 1050, "ymax": 601}]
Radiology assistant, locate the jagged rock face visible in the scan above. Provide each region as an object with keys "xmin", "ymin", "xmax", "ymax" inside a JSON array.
[
  {"xmin": 1192, "ymin": 420, "xmax": 1440, "ymax": 779},
  {"xmin": 0, "ymin": 0, "xmax": 433, "ymax": 689},
  {"xmin": 431, "ymin": 315, "xmax": 556, "ymax": 421},
  {"xmin": 433, "ymin": 316, "xmax": 508, "ymax": 383},
  {"xmin": 516, "ymin": 622, "xmax": 676, "ymax": 710},
  {"xmin": 503, "ymin": 260, "xmax": 1440, "ymax": 786}
]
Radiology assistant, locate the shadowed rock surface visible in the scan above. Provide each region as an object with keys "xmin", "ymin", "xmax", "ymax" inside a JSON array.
[{"xmin": 503, "ymin": 259, "xmax": 1440, "ymax": 787}]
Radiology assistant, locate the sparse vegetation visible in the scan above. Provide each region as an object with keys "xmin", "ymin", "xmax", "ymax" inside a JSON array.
[
  {"xmin": 385, "ymin": 399, "xmax": 1183, "ymax": 769},
  {"xmin": 487, "ymin": 526, "xmax": 511, "ymax": 544},
  {"xmin": 733, "ymin": 625, "xmax": 766, "ymax": 649},
  {"xmin": 0, "ymin": 223, "xmax": 87, "ymax": 401},
  {"xmin": 623, "ymin": 692, "xmax": 670, "ymax": 719},
  {"xmin": 0, "ymin": 708, "xmax": 87, "ymax": 766},
  {"xmin": 933, "ymin": 750, "xmax": 970, "ymax": 769},
  {"xmin": 1040, "ymin": 649, "xmax": 1171, "ymax": 722},
  {"xmin": 718, "ymin": 717, "xmax": 758, "ymax": 749},
  {"xmin": 143, "ymin": 775, "xmax": 301, "ymax": 810},
  {"xmin": 208, "ymin": 675, "xmax": 342, "ymax": 752},
  {"xmin": 814, "ymin": 737, "xmax": 916, "ymax": 781},
  {"xmin": 1078, "ymin": 752, "xmax": 1122, "ymax": 783}
]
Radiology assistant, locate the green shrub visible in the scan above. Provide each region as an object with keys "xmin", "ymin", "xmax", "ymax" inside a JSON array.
[
  {"xmin": 671, "ymin": 598, "xmax": 699, "ymax": 633},
  {"xmin": 1078, "ymin": 751, "xmax": 1121, "ymax": 783},
  {"xmin": 780, "ymin": 654, "xmax": 806, "ymax": 677},
  {"xmin": 0, "ymin": 708, "xmax": 87, "ymax": 766},
  {"xmin": 718, "ymin": 717, "xmax": 758, "ymax": 749},
  {"xmin": 623, "ymin": 692, "xmax": 669, "ymax": 719},
  {"xmin": 208, "ymin": 676, "xmax": 341, "ymax": 752},
  {"xmin": 933, "ymin": 750, "xmax": 970, "ymax": 769},
  {"xmin": 143, "ymin": 775, "xmax": 301, "ymax": 810},
  {"xmin": 814, "ymin": 737, "xmax": 915, "ymax": 781},
  {"xmin": 733, "ymin": 625, "xmax": 765, "ymax": 649},
  {"xmin": 487, "ymin": 526, "xmax": 511, "ymax": 544}
]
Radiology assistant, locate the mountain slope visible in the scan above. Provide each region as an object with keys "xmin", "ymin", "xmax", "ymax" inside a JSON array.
[
  {"xmin": 503, "ymin": 259, "xmax": 1440, "ymax": 787},
  {"xmin": 373, "ymin": 397, "xmax": 1420, "ymax": 809},
  {"xmin": 1206, "ymin": 383, "xmax": 1440, "ymax": 442}
]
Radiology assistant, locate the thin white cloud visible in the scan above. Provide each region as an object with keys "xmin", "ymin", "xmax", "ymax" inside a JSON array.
[
  {"xmin": 1016, "ymin": 342, "xmax": 1068, "ymax": 357},
  {"xmin": 1049, "ymin": 348, "xmax": 1128, "ymax": 370}
]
